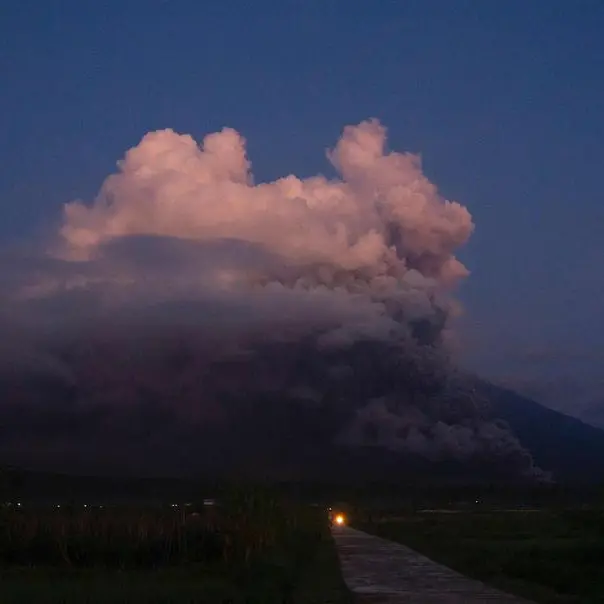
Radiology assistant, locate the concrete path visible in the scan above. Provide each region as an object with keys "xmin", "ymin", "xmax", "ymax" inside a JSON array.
[{"xmin": 332, "ymin": 526, "xmax": 532, "ymax": 603}]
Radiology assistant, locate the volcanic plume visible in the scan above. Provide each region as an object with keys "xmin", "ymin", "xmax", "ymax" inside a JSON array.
[{"xmin": 0, "ymin": 120, "xmax": 545, "ymax": 479}]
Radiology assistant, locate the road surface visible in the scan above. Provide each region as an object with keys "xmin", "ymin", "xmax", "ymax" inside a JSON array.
[{"xmin": 332, "ymin": 526, "xmax": 533, "ymax": 603}]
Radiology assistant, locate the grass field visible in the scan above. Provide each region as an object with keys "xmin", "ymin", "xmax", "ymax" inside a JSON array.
[
  {"xmin": 0, "ymin": 491, "xmax": 351, "ymax": 604},
  {"xmin": 0, "ymin": 540, "xmax": 350, "ymax": 604},
  {"xmin": 355, "ymin": 506, "xmax": 604, "ymax": 604}
]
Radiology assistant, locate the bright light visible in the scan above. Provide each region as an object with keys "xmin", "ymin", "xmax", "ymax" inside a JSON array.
[{"xmin": 334, "ymin": 514, "xmax": 345, "ymax": 526}]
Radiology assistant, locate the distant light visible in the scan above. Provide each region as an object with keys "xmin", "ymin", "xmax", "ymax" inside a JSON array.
[
  {"xmin": 56, "ymin": 505, "xmax": 61, "ymax": 508},
  {"xmin": 84, "ymin": 504, "xmax": 88, "ymax": 508},
  {"xmin": 16, "ymin": 502, "xmax": 21, "ymax": 507},
  {"xmin": 334, "ymin": 514, "xmax": 345, "ymax": 526}
]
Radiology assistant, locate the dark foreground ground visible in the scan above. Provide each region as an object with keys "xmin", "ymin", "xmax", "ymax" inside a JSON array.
[
  {"xmin": 0, "ymin": 492, "xmax": 352, "ymax": 604},
  {"xmin": 2, "ymin": 477, "xmax": 604, "ymax": 603},
  {"xmin": 354, "ymin": 506, "xmax": 604, "ymax": 604},
  {"xmin": 0, "ymin": 547, "xmax": 350, "ymax": 604}
]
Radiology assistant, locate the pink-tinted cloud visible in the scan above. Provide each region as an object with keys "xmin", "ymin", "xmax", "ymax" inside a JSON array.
[
  {"xmin": 1, "ymin": 120, "xmax": 542, "ymax": 480},
  {"xmin": 59, "ymin": 119, "xmax": 473, "ymax": 284}
]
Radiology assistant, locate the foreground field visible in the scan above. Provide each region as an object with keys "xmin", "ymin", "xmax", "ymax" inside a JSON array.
[
  {"xmin": 0, "ymin": 492, "xmax": 351, "ymax": 603},
  {"xmin": 0, "ymin": 545, "xmax": 348, "ymax": 604},
  {"xmin": 355, "ymin": 506, "xmax": 604, "ymax": 603}
]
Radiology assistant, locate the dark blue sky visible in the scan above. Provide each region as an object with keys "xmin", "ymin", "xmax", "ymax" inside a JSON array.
[{"xmin": 1, "ymin": 1, "xmax": 603, "ymax": 402}]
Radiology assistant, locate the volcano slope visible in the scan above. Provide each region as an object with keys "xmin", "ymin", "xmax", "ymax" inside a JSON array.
[
  {"xmin": 2, "ymin": 331, "xmax": 603, "ymax": 484},
  {"xmin": 1, "ymin": 119, "xmax": 602, "ymax": 483}
]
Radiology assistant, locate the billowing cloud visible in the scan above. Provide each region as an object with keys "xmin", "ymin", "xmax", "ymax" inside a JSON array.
[
  {"xmin": 59, "ymin": 119, "xmax": 472, "ymax": 282},
  {"xmin": 0, "ymin": 120, "xmax": 544, "ymax": 480},
  {"xmin": 4, "ymin": 118, "xmax": 476, "ymax": 361}
]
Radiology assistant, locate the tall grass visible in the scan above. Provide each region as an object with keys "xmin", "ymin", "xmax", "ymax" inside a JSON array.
[{"xmin": 0, "ymin": 488, "xmax": 327, "ymax": 573}]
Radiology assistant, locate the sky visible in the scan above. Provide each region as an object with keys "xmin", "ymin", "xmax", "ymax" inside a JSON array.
[{"xmin": 1, "ymin": 0, "xmax": 603, "ymax": 416}]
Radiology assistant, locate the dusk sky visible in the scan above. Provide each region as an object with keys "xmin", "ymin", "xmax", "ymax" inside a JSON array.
[{"xmin": 2, "ymin": 1, "xmax": 603, "ymax": 415}]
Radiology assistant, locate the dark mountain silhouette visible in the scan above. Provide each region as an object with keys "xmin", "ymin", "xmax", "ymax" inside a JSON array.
[
  {"xmin": 480, "ymin": 382, "xmax": 604, "ymax": 483},
  {"xmin": 580, "ymin": 398, "xmax": 604, "ymax": 429},
  {"xmin": 1, "ymin": 336, "xmax": 604, "ymax": 485}
]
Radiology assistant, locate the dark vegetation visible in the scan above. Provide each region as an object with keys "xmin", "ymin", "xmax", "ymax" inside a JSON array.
[
  {"xmin": 354, "ymin": 500, "xmax": 604, "ymax": 603},
  {"xmin": 0, "ymin": 485, "xmax": 351, "ymax": 604},
  {"xmin": 4, "ymin": 464, "xmax": 604, "ymax": 603}
]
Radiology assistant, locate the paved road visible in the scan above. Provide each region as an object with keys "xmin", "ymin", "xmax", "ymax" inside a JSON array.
[{"xmin": 332, "ymin": 526, "xmax": 533, "ymax": 603}]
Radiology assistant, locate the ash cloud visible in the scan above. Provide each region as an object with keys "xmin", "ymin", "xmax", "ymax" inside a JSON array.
[{"xmin": 0, "ymin": 119, "xmax": 544, "ymax": 479}]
